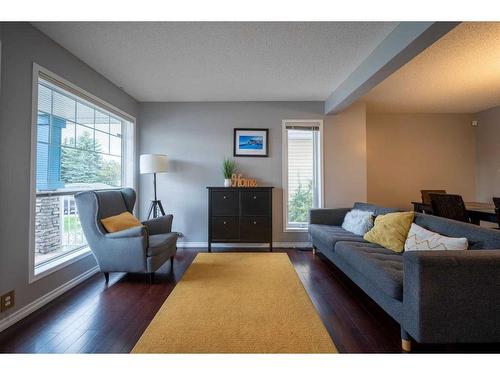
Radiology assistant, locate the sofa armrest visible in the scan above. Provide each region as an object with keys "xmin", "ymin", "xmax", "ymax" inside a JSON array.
[
  {"xmin": 104, "ymin": 225, "xmax": 147, "ymax": 238},
  {"xmin": 309, "ymin": 208, "xmax": 351, "ymax": 226},
  {"xmin": 142, "ymin": 214, "xmax": 173, "ymax": 235},
  {"xmin": 403, "ymin": 250, "xmax": 500, "ymax": 344}
]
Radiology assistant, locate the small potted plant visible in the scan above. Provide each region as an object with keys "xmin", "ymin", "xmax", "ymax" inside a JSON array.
[{"xmin": 222, "ymin": 158, "xmax": 237, "ymax": 187}]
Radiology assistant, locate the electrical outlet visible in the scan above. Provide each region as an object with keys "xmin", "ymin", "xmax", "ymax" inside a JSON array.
[{"xmin": 1, "ymin": 291, "xmax": 15, "ymax": 312}]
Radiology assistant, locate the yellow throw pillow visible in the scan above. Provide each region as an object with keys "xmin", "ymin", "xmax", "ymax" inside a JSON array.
[
  {"xmin": 363, "ymin": 211, "xmax": 414, "ymax": 252},
  {"xmin": 101, "ymin": 211, "xmax": 142, "ymax": 233}
]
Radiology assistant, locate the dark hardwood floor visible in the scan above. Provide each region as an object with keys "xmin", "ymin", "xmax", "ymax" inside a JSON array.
[{"xmin": 0, "ymin": 248, "xmax": 498, "ymax": 353}]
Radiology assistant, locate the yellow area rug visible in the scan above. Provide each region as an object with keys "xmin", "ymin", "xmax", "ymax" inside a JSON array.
[{"xmin": 132, "ymin": 252, "xmax": 336, "ymax": 353}]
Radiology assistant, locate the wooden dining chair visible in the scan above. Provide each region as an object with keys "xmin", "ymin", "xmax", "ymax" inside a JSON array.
[
  {"xmin": 493, "ymin": 197, "xmax": 500, "ymax": 228},
  {"xmin": 429, "ymin": 193, "xmax": 470, "ymax": 223},
  {"xmin": 421, "ymin": 190, "xmax": 447, "ymax": 205}
]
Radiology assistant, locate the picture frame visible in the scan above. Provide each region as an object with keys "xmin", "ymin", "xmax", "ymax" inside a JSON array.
[{"xmin": 233, "ymin": 128, "xmax": 269, "ymax": 157}]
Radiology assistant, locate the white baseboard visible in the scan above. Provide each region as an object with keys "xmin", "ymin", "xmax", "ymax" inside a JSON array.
[
  {"xmin": 0, "ymin": 266, "xmax": 99, "ymax": 333},
  {"xmin": 273, "ymin": 242, "xmax": 311, "ymax": 248},
  {"xmin": 178, "ymin": 241, "xmax": 311, "ymax": 248}
]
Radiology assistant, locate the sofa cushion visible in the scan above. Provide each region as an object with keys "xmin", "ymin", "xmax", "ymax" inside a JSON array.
[
  {"xmin": 353, "ymin": 202, "xmax": 400, "ymax": 216},
  {"xmin": 334, "ymin": 241, "xmax": 404, "ymax": 300},
  {"xmin": 100, "ymin": 211, "xmax": 142, "ymax": 233},
  {"xmin": 341, "ymin": 209, "xmax": 374, "ymax": 236},
  {"xmin": 309, "ymin": 224, "xmax": 367, "ymax": 252},
  {"xmin": 414, "ymin": 212, "xmax": 500, "ymax": 250},
  {"xmin": 364, "ymin": 211, "xmax": 414, "ymax": 252},
  {"xmin": 148, "ymin": 233, "xmax": 177, "ymax": 257},
  {"xmin": 405, "ymin": 223, "xmax": 468, "ymax": 251}
]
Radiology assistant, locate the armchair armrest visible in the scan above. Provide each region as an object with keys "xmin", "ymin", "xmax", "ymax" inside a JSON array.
[
  {"xmin": 96, "ymin": 225, "xmax": 148, "ymax": 273},
  {"xmin": 309, "ymin": 208, "xmax": 351, "ymax": 226},
  {"xmin": 104, "ymin": 225, "xmax": 147, "ymax": 238},
  {"xmin": 403, "ymin": 250, "xmax": 500, "ymax": 344},
  {"xmin": 142, "ymin": 214, "xmax": 173, "ymax": 235}
]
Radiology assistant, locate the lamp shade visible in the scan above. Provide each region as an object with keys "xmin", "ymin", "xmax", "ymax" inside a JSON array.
[{"xmin": 140, "ymin": 154, "xmax": 168, "ymax": 174}]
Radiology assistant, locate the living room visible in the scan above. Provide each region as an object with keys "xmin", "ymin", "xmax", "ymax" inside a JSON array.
[{"xmin": 1, "ymin": 1, "xmax": 500, "ymax": 373}]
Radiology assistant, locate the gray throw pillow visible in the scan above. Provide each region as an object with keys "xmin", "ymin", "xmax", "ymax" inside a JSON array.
[{"xmin": 341, "ymin": 209, "xmax": 374, "ymax": 236}]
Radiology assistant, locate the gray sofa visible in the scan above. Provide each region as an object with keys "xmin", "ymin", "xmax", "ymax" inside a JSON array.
[
  {"xmin": 75, "ymin": 188, "xmax": 177, "ymax": 283},
  {"xmin": 309, "ymin": 202, "xmax": 500, "ymax": 351}
]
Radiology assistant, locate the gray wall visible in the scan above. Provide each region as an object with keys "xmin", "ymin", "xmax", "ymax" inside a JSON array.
[
  {"xmin": 138, "ymin": 102, "xmax": 324, "ymax": 244},
  {"xmin": 0, "ymin": 23, "xmax": 139, "ymax": 322},
  {"xmin": 475, "ymin": 105, "xmax": 500, "ymax": 202}
]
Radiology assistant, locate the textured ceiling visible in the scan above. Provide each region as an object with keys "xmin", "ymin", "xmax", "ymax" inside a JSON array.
[
  {"xmin": 362, "ymin": 22, "xmax": 500, "ymax": 114},
  {"xmin": 33, "ymin": 22, "xmax": 397, "ymax": 102}
]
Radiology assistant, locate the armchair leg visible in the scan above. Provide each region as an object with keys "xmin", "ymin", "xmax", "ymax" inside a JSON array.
[
  {"xmin": 401, "ymin": 339, "xmax": 412, "ymax": 352},
  {"xmin": 104, "ymin": 272, "xmax": 109, "ymax": 283},
  {"xmin": 401, "ymin": 328, "xmax": 412, "ymax": 352},
  {"xmin": 148, "ymin": 272, "xmax": 155, "ymax": 284},
  {"xmin": 170, "ymin": 255, "xmax": 174, "ymax": 267},
  {"xmin": 312, "ymin": 246, "xmax": 317, "ymax": 256}
]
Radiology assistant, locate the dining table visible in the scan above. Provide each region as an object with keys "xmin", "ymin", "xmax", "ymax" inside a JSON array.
[{"xmin": 411, "ymin": 201, "xmax": 497, "ymax": 225}]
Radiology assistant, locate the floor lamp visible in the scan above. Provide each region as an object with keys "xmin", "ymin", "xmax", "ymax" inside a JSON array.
[{"xmin": 140, "ymin": 154, "xmax": 168, "ymax": 219}]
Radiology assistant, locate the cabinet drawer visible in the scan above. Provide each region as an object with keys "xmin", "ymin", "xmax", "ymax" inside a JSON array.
[
  {"xmin": 240, "ymin": 191, "xmax": 270, "ymax": 216},
  {"xmin": 240, "ymin": 217, "xmax": 270, "ymax": 242},
  {"xmin": 211, "ymin": 217, "xmax": 239, "ymax": 240},
  {"xmin": 211, "ymin": 191, "xmax": 239, "ymax": 216}
]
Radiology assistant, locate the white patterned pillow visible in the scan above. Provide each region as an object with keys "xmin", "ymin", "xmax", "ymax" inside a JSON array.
[
  {"xmin": 341, "ymin": 209, "xmax": 374, "ymax": 236},
  {"xmin": 405, "ymin": 223, "xmax": 468, "ymax": 251}
]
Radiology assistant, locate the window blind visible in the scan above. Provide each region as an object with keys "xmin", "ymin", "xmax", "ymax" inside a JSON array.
[{"xmin": 284, "ymin": 122, "xmax": 320, "ymax": 131}]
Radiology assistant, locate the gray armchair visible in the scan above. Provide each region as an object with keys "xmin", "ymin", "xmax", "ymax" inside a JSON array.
[{"xmin": 74, "ymin": 188, "xmax": 177, "ymax": 283}]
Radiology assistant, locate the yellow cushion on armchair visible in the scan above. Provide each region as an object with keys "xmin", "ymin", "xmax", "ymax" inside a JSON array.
[
  {"xmin": 101, "ymin": 211, "xmax": 142, "ymax": 233},
  {"xmin": 363, "ymin": 211, "xmax": 414, "ymax": 252}
]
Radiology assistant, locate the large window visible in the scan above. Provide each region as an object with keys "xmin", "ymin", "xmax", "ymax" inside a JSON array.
[
  {"xmin": 31, "ymin": 65, "xmax": 135, "ymax": 279},
  {"xmin": 282, "ymin": 120, "xmax": 323, "ymax": 231}
]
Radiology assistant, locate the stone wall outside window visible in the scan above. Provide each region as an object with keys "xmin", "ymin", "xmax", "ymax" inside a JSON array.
[{"xmin": 35, "ymin": 197, "xmax": 61, "ymax": 254}]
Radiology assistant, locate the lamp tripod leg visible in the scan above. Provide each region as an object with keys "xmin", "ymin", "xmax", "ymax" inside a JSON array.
[
  {"xmin": 157, "ymin": 201, "xmax": 166, "ymax": 216},
  {"xmin": 146, "ymin": 201, "xmax": 155, "ymax": 219},
  {"xmin": 147, "ymin": 200, "xmax": 166, "ymax": 219},
  {"xmin": 146, "ymin": 174, "xmax": 167, "ymax": 219}
]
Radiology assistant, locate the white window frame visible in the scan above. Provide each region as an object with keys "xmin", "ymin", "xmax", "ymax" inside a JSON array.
[
  {"xmin": 282, "ymin": 119, "xmax": 324, "ymax": 232},
  {"xmin": 29, "ymin": 63, "xmax": 137, "ymax": 283}
]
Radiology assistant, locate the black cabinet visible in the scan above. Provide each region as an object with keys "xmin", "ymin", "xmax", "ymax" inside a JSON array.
[{"xmin": 207, "ymin": 187, "xmax": 273, "ymax": 252}]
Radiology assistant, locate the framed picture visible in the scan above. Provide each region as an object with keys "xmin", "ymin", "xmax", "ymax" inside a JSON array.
[{"xmin": 233, "ymin": 128, "xmax": 269, "ymax": 157}]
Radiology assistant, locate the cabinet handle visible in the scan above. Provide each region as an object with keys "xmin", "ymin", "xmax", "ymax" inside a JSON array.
[{"xmin": 253, "ymin": 221, "xmax": 257, "ymax": 225}]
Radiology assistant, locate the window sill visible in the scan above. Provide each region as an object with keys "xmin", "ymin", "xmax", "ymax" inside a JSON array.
[
  {"xmin": 30, "ymin": 247, "xmax": 93, "ymax": 284},
  {"xmin": 284, "ymin": 227, "xmax": 309, "ymax": 233}
]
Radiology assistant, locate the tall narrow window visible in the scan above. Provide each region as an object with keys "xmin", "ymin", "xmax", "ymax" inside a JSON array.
[
  {"xmin": 282, "ymin": 120, "xmax": 323, "ymax": 231},
  {"xmin": 31, "ymin": 66, "xmax": 135, "ymax": 279}
]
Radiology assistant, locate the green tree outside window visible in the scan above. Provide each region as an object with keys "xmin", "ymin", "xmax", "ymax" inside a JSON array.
[
  {"xmin": 289, "ymin": 180, "xmax": 313, "ymax": 223},
  {"xmin": 61, "ymin": 132, "xmax": 121, "ymax": 187}
]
